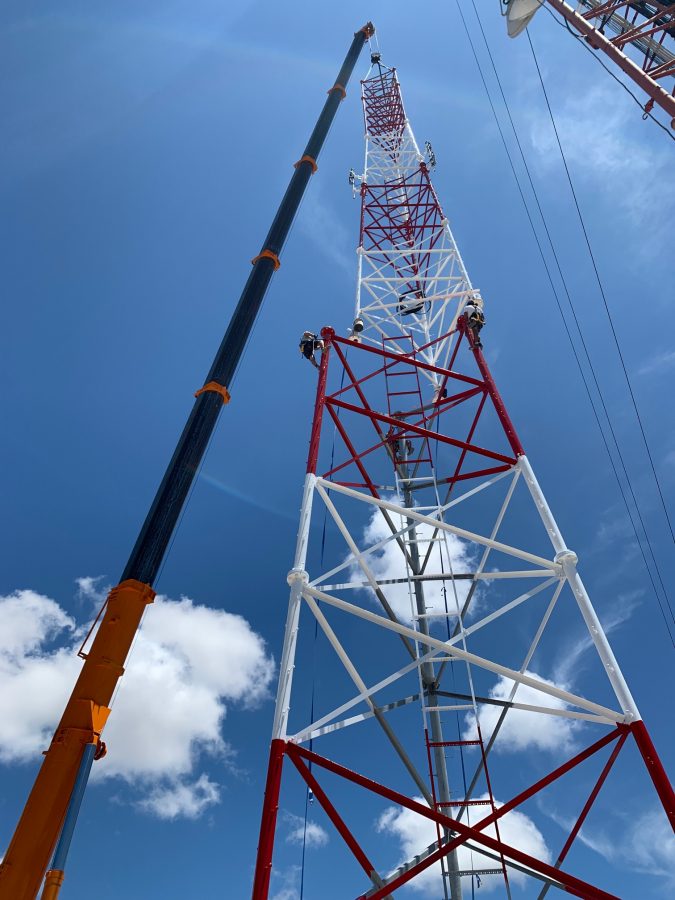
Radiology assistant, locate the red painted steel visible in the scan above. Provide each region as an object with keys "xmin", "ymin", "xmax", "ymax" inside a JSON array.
[
  {"xmin": 287, "ymin": 743, "xmax": 618, "ymax": 900},
  {"xmin": 326, "ymin": 396, "xmax": 516, "ymax": 466},
  {"xmin": 543, "ymin": 0, "xmax": 675, "ymax": 124},
  {"xmin": 461, "ymin": 316, "xmax": 525, "ymax": 457},
  {"xmin": 552, "ymin": 731, "xmax": 628, "ymax": 871},
  {"xmin": 332, "ymin": 334, "xmax": 484, "ymax": 388},
  {"xmin": 631, "ymin": 719, "xmax": 675, "ymax": 831},
  {"xmin": 288, "ymin": 752, "xmax": 379, "ymax": 882},
  {"xmin": 325, "ymin": 403, "xmax": 385, "ymax": 501},
  {"xmin": 306, "ymin": 327, "xmax": 333, "ymax": 474},
  {"xmin": 252, "ymin": 740, "xmax": 286, "ymax": 900}
]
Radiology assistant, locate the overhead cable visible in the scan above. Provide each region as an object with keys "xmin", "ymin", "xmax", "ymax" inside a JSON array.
[
  {"xmin": 469, "ymin": 2, "xmax": 675, "ymax": 638},
  {"xmin": 526, "ymin": 28, "xmax": 675, "ymax": 548},
  {"xmin": 541, "ymin": 3, "xmax": 675, "ymax": 144},
  {"xmin": 454, "ymin": 0, "xmax": 674, "ymax": 645}
]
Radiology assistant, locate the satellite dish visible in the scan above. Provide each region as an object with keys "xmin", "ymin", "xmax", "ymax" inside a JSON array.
[{"xmin": 505, "ymin": 0, "xmax": 542, "ymax": 38}]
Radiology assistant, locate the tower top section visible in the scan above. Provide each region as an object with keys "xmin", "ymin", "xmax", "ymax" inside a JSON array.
[{"xmin": 354, "ymin": 62, "xmax": 480, "ymax": 386}]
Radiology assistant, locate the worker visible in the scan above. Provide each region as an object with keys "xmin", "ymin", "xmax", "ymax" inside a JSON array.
[
  {"xmin": 464, "ymin": 298, "xmax": 485, "ymax": 349},
  {"xmin": 299, "ymin": 331, "xmax": 324, "ymax": 368}
]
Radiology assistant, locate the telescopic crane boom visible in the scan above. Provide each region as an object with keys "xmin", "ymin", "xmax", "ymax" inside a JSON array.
[{"xmin": 0, "ymin": 22, "xmax": 374, "ymax": 900}]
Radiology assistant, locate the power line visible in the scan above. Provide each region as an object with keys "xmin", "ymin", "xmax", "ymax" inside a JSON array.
[
  {"xmin": 526, "ymin": 29, "xmax": 675, "ymax": 547},
  {"xmin": 540, "ymin": 2, "xmax": 675, "ymax": 144},
  {"xmin": 469, "ymin": 2, "xmax": 675, "ymax": 636},
  {"xmin": 453, "ymin": 0, "xmax": 674, "ymax": 644}
]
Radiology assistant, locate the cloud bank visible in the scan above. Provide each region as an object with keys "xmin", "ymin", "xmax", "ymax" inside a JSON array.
[
  {"xmin": 462, "ymin": 670, "xmax": 578, "ymax": 755},
  {"xmin": 0, "ymin": 585, "xmax": 275, "ymax": 818},
  {"xmin": 348, "ymin": 502, "xmax": 476, "ymax": 624}
]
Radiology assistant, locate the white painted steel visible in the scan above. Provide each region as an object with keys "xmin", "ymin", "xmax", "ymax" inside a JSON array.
[
  {"xmin": 518, "ymin": 456, "xmax": 640, "ymax": 721},
  {"xmin": 302, "ymin": 584, "xmax": 625, "ymax": 721},
  {"xmin": 316, "ymin": 477, "xmax": 559, "ymax": 569},
  {"xmin": 272, "ymin": 473, "xmax": 316, "ymax": 740}
]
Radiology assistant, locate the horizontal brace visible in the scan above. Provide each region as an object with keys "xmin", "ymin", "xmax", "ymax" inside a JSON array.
[
  {"xmin": 425, "ymin": 705, "xmax": 474, "ymax": 712},
  {"xmin": 429, "ymin": 740, "xmax": 482, "ymax": 747},
  {"xmin": 331, "ymin": 333, "xmax": 485, "ymax": 387},
  {"xmin": 326, "ymin": 396, "xmax": 515, "ymax": 466},
  {"xmin": 430, "ymin": 690, "xmax": 616, "ymax": 725},
  {"xmin": 315, "ymin": 478, "xmax": 558, "ymax": 569},
  {"xmin": 303, "ymin": 583, "xmax": 624, "ymax": 721},
  {"xmin": 298, "ymin": 693, "xmax": 422, "ymax": 742}
]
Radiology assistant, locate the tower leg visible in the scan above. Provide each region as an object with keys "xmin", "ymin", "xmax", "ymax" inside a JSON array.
[
  {"xmin": 631, "ymin": 721, "xmax": 675, "ymax": 831},
  {"xmin": 251, "ymin": 740, "xmax": 286, "ymax": 900}
]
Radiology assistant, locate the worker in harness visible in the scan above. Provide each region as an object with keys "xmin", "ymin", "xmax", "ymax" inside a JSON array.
[
  {"xmin": 463, "ymin": 296, "xmax": 485, "ymax": 349},
  {"xmin": 299, "ymin": 331, "xmax": 324, "ymax": 368}
]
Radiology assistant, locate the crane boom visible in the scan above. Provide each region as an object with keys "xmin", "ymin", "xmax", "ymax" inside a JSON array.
[{"xmin": 0, "ymin": 22, "xmax": 374, "ymax": 900}]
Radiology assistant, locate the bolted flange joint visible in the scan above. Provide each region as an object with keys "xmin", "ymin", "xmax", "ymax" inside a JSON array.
[
  {"xmin": 287, "ymin": 567, "xmax": 309, "ymax": 587},
  {"xmin": 554, "ymin": 549, "xmax": 578, "ymax": 571}
]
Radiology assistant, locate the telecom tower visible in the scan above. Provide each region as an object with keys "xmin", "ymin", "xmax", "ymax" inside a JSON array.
[{"xmin": 252, "ymin": 59, "xmax": 674, "ymax": 898}]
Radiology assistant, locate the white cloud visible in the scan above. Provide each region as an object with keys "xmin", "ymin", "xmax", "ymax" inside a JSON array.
[
  {"xmin": 76, "ymin": 575, "xmax": 108, "ymax": 607},
  {"xmin": 637, "ymin": 349, "xmax": 675, "ymax": 378},
  {"xmin": 284, "ymin": 812, "xmax": 329, "ymax": 848},
  {"xmin": 348, "ymin": 502, "xmax": 476, "ymax": 624},
  {"xmin": 137, "ymin": 773, "xmax": 220, "ymax": 820},
  {"xmin": 463, "ymin": 671, "xmax": 578, "ymax": 755},
  {"xmin": 377, "ymin": 794, "xmax": 550, "ymax": 893},
  {"xmin": 269, "ymin": 866, "xmax": 301, "ymax": 900},
  {"xmin": 528, "ymin": 82, "xmax": 675, "ymax": 239},
  {"xmin": 0, "ymin": 586, "xmax": 275, "ymax": 817},
  {"xmin": 546, "ymin": 805, "xmax": 675, "ymax": 889},
  {"xmin": 0, "ymin": 590, "xmax": 80, "ymax": 762},
  {"xmin": 297, "ymin": 183, "xmax": 355, "ymax": 276},
  {"xmin": 552, "ymin": 590, "xmax": 640, "ymax": 687},
  {"xmin": 0, "ymin": 589, "xmax": 74, "ymax": 660}
]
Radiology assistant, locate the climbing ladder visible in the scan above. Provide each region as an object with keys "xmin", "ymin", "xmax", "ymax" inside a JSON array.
[{"xmin": 384, "ymin": 332, "xmax": 510, "ymax": 895}]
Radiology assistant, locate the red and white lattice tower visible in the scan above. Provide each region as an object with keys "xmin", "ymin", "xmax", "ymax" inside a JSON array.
[{"xmin": 252, "ymin": 61, "xmax": 674, "ymax": 899}]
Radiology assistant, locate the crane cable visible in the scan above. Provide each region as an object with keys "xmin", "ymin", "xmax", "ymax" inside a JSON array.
[
  {"xmin": 525, "ymin": 28, "xmax": 675, "ymax": 548},
  {"xmin": 454, "ymin": 0, "xmax": 675, "ymax": 645}
]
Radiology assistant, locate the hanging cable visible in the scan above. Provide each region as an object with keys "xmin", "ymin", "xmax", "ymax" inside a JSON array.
[
  {"xmin": 299, "ymin": 358, "xmax": 346, "ymax": 900},
  {"xmin": 526, "ymin": 28, "xmax": 675, "ymax": 547},
  {"xmin": 453, "ymin": 0, "xmax": 674, "ymax": 645}
]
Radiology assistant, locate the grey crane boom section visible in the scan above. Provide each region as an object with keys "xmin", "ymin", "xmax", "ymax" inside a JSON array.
[{"xmin": 123, "ymin": 23, "xmax": 374, "ymax": 584}]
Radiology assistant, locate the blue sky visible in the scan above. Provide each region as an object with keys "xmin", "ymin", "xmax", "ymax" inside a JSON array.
[{"xmin": 1, "ymin": 1, "xmax": 673, "ymax": 898}]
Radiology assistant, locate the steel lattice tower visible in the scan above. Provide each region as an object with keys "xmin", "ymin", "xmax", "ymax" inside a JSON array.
[{"xmin": 252, "ymin": 61, "xmax": 674, "ymax": 899}]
